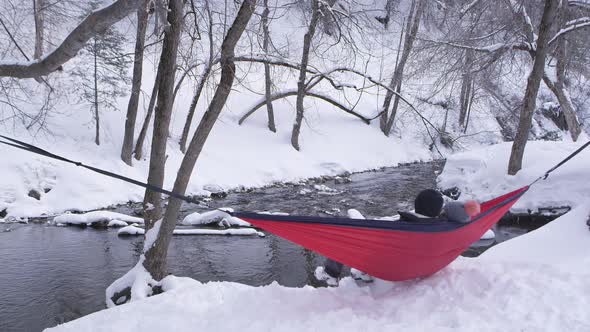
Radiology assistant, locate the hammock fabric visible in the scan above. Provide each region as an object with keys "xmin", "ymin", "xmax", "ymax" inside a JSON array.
[{"xmin": 234, "ymin": 186, "xmax": 528, "ymax": 282}]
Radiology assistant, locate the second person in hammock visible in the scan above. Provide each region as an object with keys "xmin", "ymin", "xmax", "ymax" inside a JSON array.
[{"xmin": 314, "ymin": 189, "xmax": 481, "ymax": 286}]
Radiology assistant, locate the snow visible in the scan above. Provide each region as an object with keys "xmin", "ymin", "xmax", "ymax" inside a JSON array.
[
  {"xmin": 107, "ymin": 219, "xmax": 128, "ymax": 227},
  {"xmin": 181, "ymin": 209, "xmax": 251, "ymax": 227},
  {"xmin": 437, "ymin": 140, "xmax": 590, "ymax": 211},
  {"xmin": 118, "ymin": 225, "xmax": 264, "ymax": 237},
  {"xmin": 52, "ymin": 211, "xmax": 144, "ymax": 225},
  {"xmin": 143, "ymin": 219, "xmax": 161, "ymax": 252},
  {"xmin": 46, "ymin": 141, "xmax": 590, "ymax": 332}
]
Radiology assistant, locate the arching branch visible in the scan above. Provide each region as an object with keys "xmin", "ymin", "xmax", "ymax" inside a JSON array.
[{"xmin": 239, "ymin": 90, "xmax": 371, "ymax": 125}]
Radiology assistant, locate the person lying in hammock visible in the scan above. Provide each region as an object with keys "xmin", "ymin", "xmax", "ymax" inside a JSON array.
[{"xmin": 315, "ymin": 189, "xmax": 481, "ymax": 286}]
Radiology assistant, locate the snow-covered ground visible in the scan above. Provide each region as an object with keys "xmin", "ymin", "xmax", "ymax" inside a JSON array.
[{"xmin": 46, "ymin": 141, "xmax": 590, "ymax": 332}]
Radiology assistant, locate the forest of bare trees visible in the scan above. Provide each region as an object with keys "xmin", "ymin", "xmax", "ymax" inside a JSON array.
[{"xmin": 1, "ymin": 0, "xmax": 589, "ymax": 303}]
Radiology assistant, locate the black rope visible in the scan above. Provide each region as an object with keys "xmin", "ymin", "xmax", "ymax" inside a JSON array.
[
  {"xmin": 0, "ymin": 135, "xmax": 201, "ymax": 205},
  {"xmin": 529, "ymin": 140, "xmax": 590, "ymax": 186},
  {"xmin": 1, "ymin": 135, "xmax": 588, "ymax": 206}
]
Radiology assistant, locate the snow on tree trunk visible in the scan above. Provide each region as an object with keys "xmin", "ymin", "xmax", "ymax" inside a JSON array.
[
  {"xmin": 291, "ymin": 0, "xmax": 321, "ymax": 151},
  {"xmin": 142, "ymin": 0, "xmax": 184, "ymax": 280},
  {"xmin": 121, "ymin": 0, "xmax": 149, "ymax": 166},
  {"xmin": 508, "ymin": 0, "xmax": 558, "ymax": 175}
]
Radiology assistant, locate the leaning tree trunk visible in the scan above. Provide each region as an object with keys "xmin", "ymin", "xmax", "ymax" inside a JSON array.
[
  {"xmin": 121, "ymin": 0, "xmax": 149, "ymax": 166},
  {"xmin": 291, "ymin": 0, "xmax": 321, "ymax": 151},
  {"xmin": 262, "ymin": 0, "xmax": 276, "ymax": 132},
  {"xmin": 142, "ymin": 0, "xmax": 184, "ymax": 280},
  {"xmin": 381, "ymin": 0, "xmax": 422, "ymax": 136},
  {"xmin": 134, "ymin": 69, "xmax": 161, "ymax": 161},
  {"xmin": 508, "ymin": 0, "xmax": 557, "ymax": 175},
  {"xmin": 148, "ymin": 0, "xmax": 256, "ymax": 280}
]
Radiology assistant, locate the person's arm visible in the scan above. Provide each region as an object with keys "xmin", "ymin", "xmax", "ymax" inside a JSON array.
[{"xmin": 444, "ymin": 200, "xmax": 480, "ymax": 223}]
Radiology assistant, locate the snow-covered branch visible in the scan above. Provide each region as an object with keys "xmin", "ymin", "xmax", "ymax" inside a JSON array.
[
  {"xmin": 548, "ymin": 17, "xmax": 590, "ymax": 45},
  {"xmin": 0, "ymin": 0, "xmax": 140, "ymax": 78}
]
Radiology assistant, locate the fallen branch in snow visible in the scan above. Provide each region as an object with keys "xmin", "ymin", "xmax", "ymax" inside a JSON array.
[{"xmin": 238, "ymin": 90, "xmax": 371, "ymax": 124}]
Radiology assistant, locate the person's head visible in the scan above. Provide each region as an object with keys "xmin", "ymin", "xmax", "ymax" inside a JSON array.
[{"xmin": 414, "ymin": 189, "xmax": 444, "ymax": 217}]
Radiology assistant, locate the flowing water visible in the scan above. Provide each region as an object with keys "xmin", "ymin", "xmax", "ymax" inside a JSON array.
[{"xmin": 0, "ymin": 161, "xmax": 557, "ymax": 332}]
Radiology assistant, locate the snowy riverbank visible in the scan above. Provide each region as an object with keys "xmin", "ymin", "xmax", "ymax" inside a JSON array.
[{"xmin": 45, "ymin": 141, "xmax": 590, "ymax": 332}]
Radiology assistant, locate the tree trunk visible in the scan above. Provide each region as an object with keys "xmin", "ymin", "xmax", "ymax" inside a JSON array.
[
  {"xmin": 94, "ymin": 39, "xmax": 100, "ymax": 146},
  {"xmin": 459, "ymin": 51, "xmax": 474, "ymax": 126},
  {"xmin": 552, "ymin": 4, "xmax": 581, "ymax": 141},
  {"xmin": 291, "ymin": 0, "xmax": 321, "ymax": 151},
  {"xmin": 121, "ymin": 0, "xmax": 149, "ymax": 166},
  {"xmin": 142, "ymin": 0, "xmax": 184, "ymax": 280},
  {"xmin": 33, "ymin": 0, "xmax": 44, "ymax": 60},
  {"xmin": 262, "ymin": 0, "xmax": 276, "ymax": 132},
  {"xmin": 148, "ymin": 0, "xmax": 256, "ymax": 281},
  {"xmin": 134, "ymin": 69, "xmax": 161, "ymax": 161},
  {"xmin": 179, "ymin": 0, "xmax": 214, "ymax": 153},
  {"xmin": 508, "ymin": 0, "xmax": 558, "ymax": 175},
  {"xmin": 380, "ymin": 0, "xmax": 422, "ymax": 136}
]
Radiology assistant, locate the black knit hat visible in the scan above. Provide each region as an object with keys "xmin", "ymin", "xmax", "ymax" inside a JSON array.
[{"xmin": 414, "ymin": 189, "xmax": 444, "ymax": 217}]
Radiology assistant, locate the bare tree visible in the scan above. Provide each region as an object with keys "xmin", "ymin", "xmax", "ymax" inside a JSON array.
[
  {"xmin": 291, "ymin": 0, "xmax": 321, "ymax": 151},
  {"xmin": 179, "ymin": 0, "xmax": 215, "ymax": 153},
  {"xmin": 141, "ymin": 0, "xmax": 184, "ymax": 279},
  {"xmin": 121, "ymin": 0, "xmax": 150, "ymax": 166},
  {"xmin": 134, "ymin": 69, "xmax": 161, "ymax": 161},
  {"xmin": 145, "ymin": 0, "xmax": 256, "ymax": 280},
  {"xmin": 262, "ymin": 0, "xmax": 276, "ymax": 132},
  {"xmin": 380, "ymin": 0, "xmax": 424, "ymax": 136},
  {"xmin": 508, "ymin": 0, "xmax": 558, "ymax": 175}
]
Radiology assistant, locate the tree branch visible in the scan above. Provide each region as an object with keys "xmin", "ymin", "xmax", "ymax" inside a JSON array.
[
  {"xmin": 238, "ymin": 90, "xmax": 371, "ymax": 124},
  {"xmin": 0, "ymin": 0, "xmax": 140, "ymax": 78}
]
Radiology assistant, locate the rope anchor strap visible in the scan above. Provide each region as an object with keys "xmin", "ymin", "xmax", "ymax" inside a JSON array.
[
  {"xmin": 530, "ymin": 140, "xmax": 590, "ymax": 186},
  {"xmin": 0, "ymin": 134, "xmax": 201, "ymax": 205}
]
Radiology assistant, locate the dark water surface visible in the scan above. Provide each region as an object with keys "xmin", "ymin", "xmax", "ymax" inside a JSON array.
[{"xmin": 0, "ymin": 162, "xmax": 552, "ymax": 332}]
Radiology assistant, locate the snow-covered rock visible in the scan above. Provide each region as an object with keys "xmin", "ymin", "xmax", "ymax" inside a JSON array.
[{"xmin": 53, "ymin": 211, "xmax": 143, "ymax": 226}]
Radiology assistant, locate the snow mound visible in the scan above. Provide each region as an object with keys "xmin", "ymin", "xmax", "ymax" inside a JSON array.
[
  {"xmin": 181, "ymin": 209, "xmax": 251, "ymax": 227},
  {"xmin": 53, "ymin": 211, "xmax": 143, "ymax": 226},
  {"xmin": 118, "ymin": 225, "xmax": 264, "ymax": 237}
]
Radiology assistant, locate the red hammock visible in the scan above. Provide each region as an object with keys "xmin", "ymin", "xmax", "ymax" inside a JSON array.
[{"xmin": 235, "ymin": 186, "xmax": 528, "ymax": 282}]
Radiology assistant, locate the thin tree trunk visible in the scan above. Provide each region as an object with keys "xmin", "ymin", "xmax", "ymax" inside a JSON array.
[
  {"xmin": 134, "ymin": 69, "xmax": 161, "ymax": 161},
  {"xmin": 150, "ymin": 0, "xmax": 256, "ymax": 280},
  {"xmin": 93, "ymin": 39, "xmax": 100, "ymax": 146},
  {"xmin": 291, "ymin": 0, "xmax": 321, "ymax": 151},
  {"xmin": 262, "ymin": 0, "xmax": 276, "ymax": 132},
  {"xmin": 380, "ymin": 0, "xmax": 422, "ymax": 136},
  {"xmin": 179, "ymin": 0, "xmax": 214, "ymax": 153},
  {"xmin": 459, "ymin": 51, "xmax": 474, "ymax": 126},
  {"xmin": 464, "ymin": 81, "xmax": 475, "ymax": 133},
  {"xmin": 33, "ymin": 0, "xmax": 44, "ymax": 59},
  {"xmin": 121, "ymin": 0, "xmax": 149, "ymax": 166},
  {"xmin": 508, "ymin": 0, "xmax": 558, "ymax": 175},
  {"xmin": 142, "ymin": 0, "xmax": 184, "ymax": 280},
  {"xmin": 552, "ymin": 4, "xmax": 581, "ymax": 141}
]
